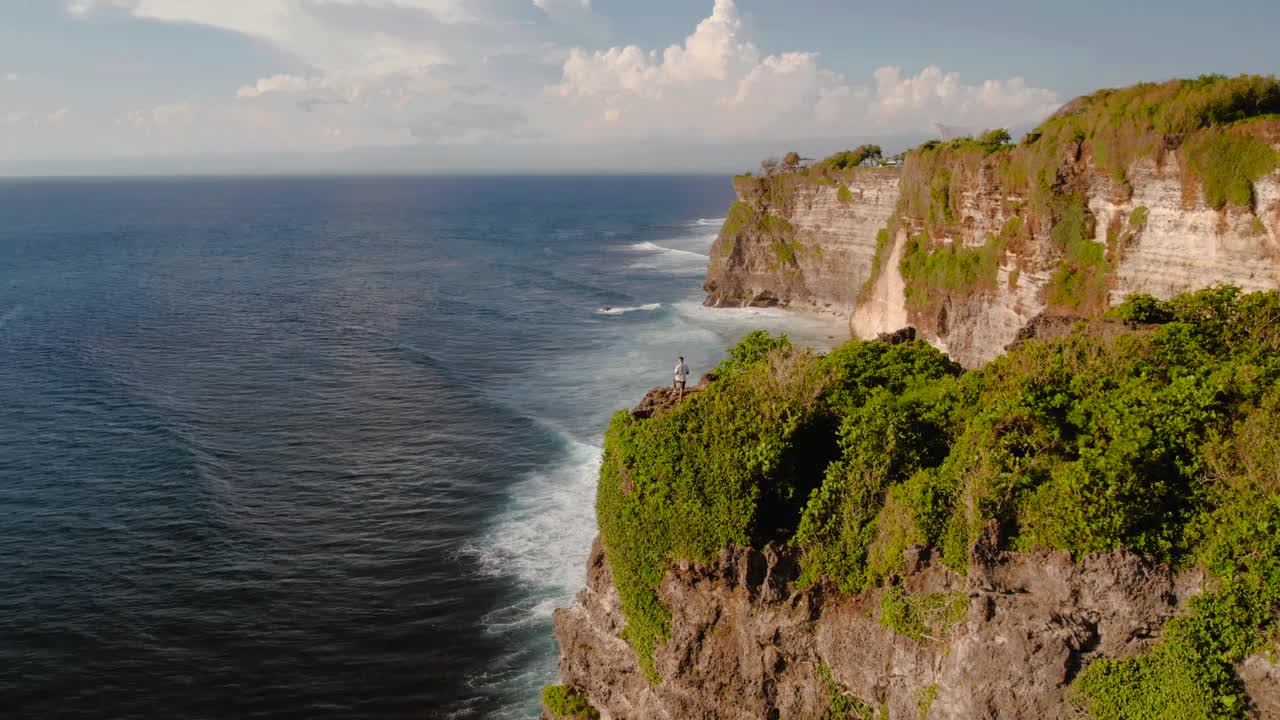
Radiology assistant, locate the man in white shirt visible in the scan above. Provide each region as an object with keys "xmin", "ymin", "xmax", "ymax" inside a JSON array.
[{"xmin": 673, "ymin": 356, "xmax": 690, "ymax": 399}]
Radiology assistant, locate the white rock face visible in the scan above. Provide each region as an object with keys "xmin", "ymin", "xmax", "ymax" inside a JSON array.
[
  {"xmin": 849, "ymin": 230, "xmax": 909, "ymax": 339},
  {"xmin": 708, "ymin": 148, "xmax": 1280, "ymax": 367},
  {"xmin": 1104, "ymin": 156, "xmax": 1280, "ymax": 302},
  {"xmin": 704, "ymin": 169, "xmax": 899, "ymax": 313}
]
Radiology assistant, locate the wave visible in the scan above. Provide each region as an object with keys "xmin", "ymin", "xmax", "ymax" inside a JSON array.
[
  {"xmin": 627, "ymin": 241, "xmax": 710, "ymax": 260},
  {"xmin": 462, "ymin": 428, "xmax": 600, "ymax": 613},
  {"xmin": 596, "ymin": 303, "xmax": 661, "ymax": 315},
  {"xmin": 671, "ymin": 300, "xmax": 850, "ymax": 351},
  {"xmin": 694, "ymin": 217, "xmax": 726, "ymax": 226}
]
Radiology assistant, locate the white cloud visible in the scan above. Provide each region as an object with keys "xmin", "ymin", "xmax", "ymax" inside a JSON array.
[
  {"xmin": 533, "ymin": 0, "xmax": 592, "ymax": 22},
  {"xmin": 1, "ymin": 109, "xmax": 73, "ymax": 128},
  {"xmin": 51, "ymin": 0, "xmax": 1062, "ymax": 167},
  {"xmin": 236, "ymin": 74, "xmax": 328, "ymax": 99},
  {"xmin": 4, "ymin": 73, "xmax": 18, "ymax": 82},
  {"xmin": 118, "ymin": 100, "xmax": 193, "ymax": 131},
  {"xmin": 68, "ymin": 0, "xmax": 448, "ymax": 74},
  {"xmin": 548, "ymin": 0, "xmax": 1060, "ymax": 141}
]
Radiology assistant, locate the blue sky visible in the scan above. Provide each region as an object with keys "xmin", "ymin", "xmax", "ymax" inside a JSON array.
[{"xmin": 1, "ymin": 0, "xmax": 1277, "ymax": 174}]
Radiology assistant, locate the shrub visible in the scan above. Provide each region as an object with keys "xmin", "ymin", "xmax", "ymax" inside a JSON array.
[
  {"xmin": 1186, "ymin": 128, "xmax": 1279, "ymax": 209},
  {"xmin": 976, "ymin": 128, "xmax": 1012, "ymax": 150},
  {"xmin": 819, "ymin": 662, "xmax": 877, "ymax": 719},
  {"xmin": 1045, "ymin": 196, "xmax": 1112, "ymax": 312},
  {"xmin": 816, "ymin": 145, "xmax": 883, "ymax": 173},
  {"xmin": 879, "ymin": 585, "xmax": 967, "ymax": 642},
  {"xmin": 598, "ymin": 335, "xmax": 835, "ymax": 678},
  {"xmin": 542, "ymin": 685, "xmax": 599, "ymax": 719}
]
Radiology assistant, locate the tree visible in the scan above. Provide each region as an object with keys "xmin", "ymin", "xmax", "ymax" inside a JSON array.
[
  {"xmin": 977, "ymin": 128, "xmax": 1012, "ymax": 149},
  {"xmin": 783, "ymin": 151, "xmax": 802, "ymax": 168},
  {"xmin": 761, "ymin": 157, "xmax": 780, "ymax": 176}
]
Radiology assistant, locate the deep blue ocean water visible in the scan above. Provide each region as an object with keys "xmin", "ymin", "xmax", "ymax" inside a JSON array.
[{"xmin": 0, "ymin": 176, "xmax": 847, "ymax": 719}]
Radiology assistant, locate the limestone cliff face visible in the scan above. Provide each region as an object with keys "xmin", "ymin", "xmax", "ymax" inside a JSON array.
[
  {"xmin": 550, "ymin": 533, "xmax": 1279, "ymax": 719},
  {"xmin": 703, "ymin": 169, "xmax": 899, "ymax": 314},
  {"xmin": 704, "ymin": 148, "xmax": 1280, "ymax": 368}
]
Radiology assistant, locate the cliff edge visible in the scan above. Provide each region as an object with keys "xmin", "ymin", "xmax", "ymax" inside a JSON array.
[
  {"xmin": 704, "ymin": 76, "xmax": 1280, "ymax": 366},
  {"xmin": 545, "ymin": 287, "xmax": 1280, "ymax": 719}
]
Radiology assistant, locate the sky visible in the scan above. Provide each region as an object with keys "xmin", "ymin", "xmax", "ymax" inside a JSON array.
[{"xmin": 1, "ymin": 0, "xmax": 1277, "ymax": 175}]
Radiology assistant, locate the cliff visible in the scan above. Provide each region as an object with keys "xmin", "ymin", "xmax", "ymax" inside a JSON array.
[
  {"xmin": 704, "ymin": 76, "xmax": 1280, "ymax": 367},
  {"xmin": 545, "ymin": 289, "xmax": 1280, "ymax": 720},
  {"xmin": 703, "ymin": 166, "xmax": 900, "ymax": 313},
  {"xmin": 553, "ymin": 537, "xmax": 1280, "ymax": 719}
]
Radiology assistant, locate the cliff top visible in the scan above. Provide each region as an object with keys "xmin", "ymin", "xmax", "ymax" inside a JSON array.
[{"xmin": 596, "ymin": 286, "xmax": 1280, "ymax": 717}]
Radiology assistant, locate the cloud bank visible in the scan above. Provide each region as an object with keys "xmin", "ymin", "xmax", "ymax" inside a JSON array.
[{"xmin": 12, "ymin": 0, "xmax": 1062, "ymax": 171}]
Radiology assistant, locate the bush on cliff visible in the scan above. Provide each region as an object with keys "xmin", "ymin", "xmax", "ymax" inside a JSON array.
[
  {"xmin": 541, "ymin": 685, "xmax": 599, "ymax": 720},
  {"xmin": 596, "ymin": 287, "xmax": 1280, "ymax": 717},
  {"xmin": 597, "ymin": 333, "xmax": 837, "ymax": 679}
]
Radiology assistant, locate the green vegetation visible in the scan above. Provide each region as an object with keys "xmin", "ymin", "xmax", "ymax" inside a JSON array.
[
  {"xmin": 857, "ymin": 75, "xmax": 1280, "ymax": 323},
  {"xmin": 1045, "ymin": 196, "xmax": 1112, "ymax": 312},
  {"xmin": 917, "ymin": 684, "xmax": 938, "ymax": 719},
  {"xmin": 541, "ymin": 685, "xmax": 600, "ymax": 719},
  {"xmin": 724, "ymin": 145, "xmax": 894, "ymax": 245},
  {"xmin": 738, "ymin": 77, "xmax": 1278, "ymax": 326},
  {"xmin": 819, "ymin": 662, "xmax": 878, "ymax": 719},
  {"xmin": 815, "ymin": 145, "xmax": 884, "ymax": 173},
  {"xmin": 720, "ymin": 199, "xmax": 796, "ymax": 249},
  {"xmin": 1186, "ymin": 128, "xmax": 1279, "ymax": 209},
  {"xmin": 879, "ymin": 586, "xmax": 967, "ymax": 642},
  {"xmin": 898, "ymin": 217, "xmax": 1028, "ymax": 315},
  {"xmin": 597, "ymin": 287, "xmax": 1280, "ymax": 716},
  {"xmin": 773, "ymin": 240, "xmax": 801, "ymax": 265},
  {"xmin": 598, "ymin": 331, "xmax": 833, "ymax": 679},
  {"xmin": 858, "ymin": 223, "xmax": 899, "ymax": 302}
]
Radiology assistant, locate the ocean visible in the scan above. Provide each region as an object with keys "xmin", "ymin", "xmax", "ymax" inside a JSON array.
[{"xmin": 0, "ymin": 176, "xmax": 846, "ymax": 719}]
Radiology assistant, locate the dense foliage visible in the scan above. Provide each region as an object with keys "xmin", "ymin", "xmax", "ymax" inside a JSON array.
[
  {"xmin": 541, "ymin": 685, "xmax": 599, "ymax": 719},
  {"xmin": 596, "ymin": 288, "xmax": 1280, "ymax": 718}
]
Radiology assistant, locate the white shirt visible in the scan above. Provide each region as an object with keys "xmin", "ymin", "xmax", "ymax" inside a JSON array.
[{"xmin": 673, "ymin": 361, "xmax": 690, "ymax": 382}]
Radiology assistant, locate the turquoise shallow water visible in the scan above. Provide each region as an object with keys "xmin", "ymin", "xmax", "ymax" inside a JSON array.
[{"xmin": 0, "ymin": 176, "xmax": 846, "ymax": 718}]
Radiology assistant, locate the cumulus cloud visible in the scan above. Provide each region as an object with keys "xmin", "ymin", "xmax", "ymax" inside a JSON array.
[
  {"xmin": 52, "ymin": 0, "xmax": 1063, "ymax": 167},
  {"xmin": 549, "ymin": 0, "xmax": 1060, "ymax": 141},
  {"xmin": 237, "ymin": 74, "xmax": 328, "ymax": 99}
]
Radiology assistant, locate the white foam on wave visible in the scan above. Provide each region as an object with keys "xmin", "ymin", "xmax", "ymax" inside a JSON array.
[
  {"xmin": 694, "ymin": 217, "xmax": 726, "ymax": 226},
  {"xmin": 466, "ymin": 430, "xmax": 601, "ymax": 623},
  {"xmin": 623, "ymin": 240, "xmax": 711, "ymax": 276},
  {"xmin": 626, "ymin": 241, "xmax": 710, "ymax": 260},
  {"xmin": 596, "ymin": 303, "xmax": 661, "ymax": 315},
  {"xmin": 672, "ymin": 299, "xmax": 850, "ymax": 351}
]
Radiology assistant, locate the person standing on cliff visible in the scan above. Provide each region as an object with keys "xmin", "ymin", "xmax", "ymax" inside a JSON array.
[{"xmin": 673, "ymin": 356, "xmax": 690, "ymax": 399}]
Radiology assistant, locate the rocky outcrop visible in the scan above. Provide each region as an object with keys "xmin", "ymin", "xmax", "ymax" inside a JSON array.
[
  {"xmin": 703, "ymin": 169, "xmax": 900, "ymax": 314},
  {"xmin": 630, "ymin": 373, "xmax": 716, "ymax": 420},
  {"xmin": 703, "ymin": 146, "xmax": 1280, "ymax": 368},
  {"xmin": 551, "ymin": 532, "xmax": 1280, "ymax": 719}
]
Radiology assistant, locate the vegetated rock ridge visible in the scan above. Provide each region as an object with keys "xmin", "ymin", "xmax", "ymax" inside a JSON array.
[
  {"xmin": 553, "ymin": 529, "xmax": 1278, "ymax": 719},
  {"xmin": 704, "ymin": 77, "xmax": 1280, "ymax": 367}
]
